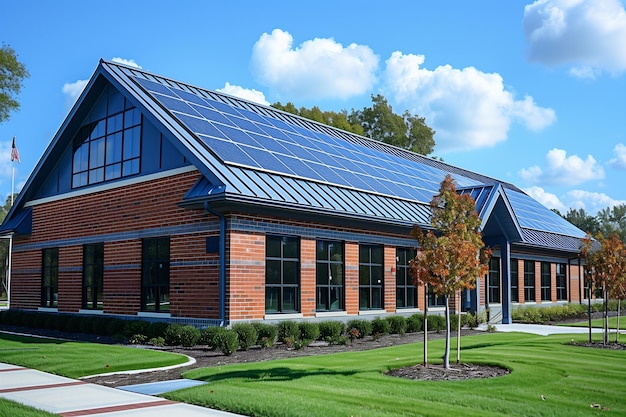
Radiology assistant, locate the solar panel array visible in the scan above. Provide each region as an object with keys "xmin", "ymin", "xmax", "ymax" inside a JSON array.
[{"xmin": 132, "ymin": 77, "xmax": 483, "ymax": 205}]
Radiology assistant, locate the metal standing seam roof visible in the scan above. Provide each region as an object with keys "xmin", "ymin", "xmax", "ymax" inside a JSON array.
[{"xmin": 0, "ymin": 59, "xmax": 586, "ymax": 252}]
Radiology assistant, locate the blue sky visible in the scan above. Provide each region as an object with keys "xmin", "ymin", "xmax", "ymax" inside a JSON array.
[{"xmin": 1, "ymin": 0, "xmax": 626, "ymax": 215}]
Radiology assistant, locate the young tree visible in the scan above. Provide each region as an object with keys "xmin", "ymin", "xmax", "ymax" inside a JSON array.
[
  {"xmin": 410, "ymin": 175, "xmax": 490, "ymax": 369},
  {"xmin": 582, "ymin": 232, "xmax": 626, "ymax": 345},
  {"xmin": 0, "ymin": 44, "xmax": 30, "ymax": 123}
]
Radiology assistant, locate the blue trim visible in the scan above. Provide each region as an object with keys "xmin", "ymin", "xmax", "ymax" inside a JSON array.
[{"xmin": 204, "ymin": 202, "xmax": 226, "ymax": 326}]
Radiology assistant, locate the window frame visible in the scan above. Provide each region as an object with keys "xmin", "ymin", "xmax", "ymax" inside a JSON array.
[
  {"xmin": 315, "ymin": 240, "xmax": 344, "ymax": 312},
  {"xmin": 396, "ymin": 247, "xmax": 417, "ymax": 309},
  {"xmin": 540, "ymin": 262, "xmax": 551, "ymax": 301},
  {"xmin": 82, "ymin": 243, "xmax": 104, "ymax": 310},
  {"xmin": 510, "ymin": 258, "xmax": 519, "ymax": 302},
  {"xmin": 524, "ymin": 260, "xmax": 536, "ymax": 302},
  {"xmin": 265, "ymin": 235, "xmax": 300, "ymax": 314},
  {"xmin": 359, "ymin": 244, "xmax": 384, "ymax": 310},
  {"xmin": 556, "ymin": 263, "xmax": 567, "ymax": 301},
  {"xmin": 141, "ymin": 237, "xmax": 170, "ymax": 312},
  {"xmin": 41, "ymin": 248, "xmax": 59, "ymax": 308},
  {"xmin": 487, "ymin": 256, "xmax": 501, "ymax": 304}
]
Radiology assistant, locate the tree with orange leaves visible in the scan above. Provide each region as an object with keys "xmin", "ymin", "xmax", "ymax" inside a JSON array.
[
  {"xmin": 411, "ymin": 174, "xmax": 491, "ymax": 369},
  {"xmin": 581, "ymin": 232, "xmax": 626, "ymax": 345}
]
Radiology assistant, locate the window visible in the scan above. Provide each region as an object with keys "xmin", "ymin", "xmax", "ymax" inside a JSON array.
[
  {"xmin": 142, "ymin": 237, "xmax": 170, "ymax": 312},
  {"xmin": 266, "ymin": 236, "xmax": 300, "ymax": 313},
  {"xmin": 72, "ymin": 88, "xmax": 141, "ymax": 188},
  {"xmin": 510, "ymin": 259, "xmax": 519, "ymax": 302},
  {"xmin": 41, "ymin": 248, "xmax": 58, "ymax": 308},
  {"xmin": 428, "ymin": 286, "xmax": 446, "ymax": 307},
  {"xmin": 82, "ymin": 243, "xmax": 104, "ymax": 310},
  {"xmin": 396, "ymin": 248, "xmax": 417, "ymax": 308},
  {"xmin": 556, "ymin": 263, "xmax": 567, "ymax": 301},
  {"xmin": 359, "ymin": 245, "xmax": 384, "ymax": 310},
  {"xmin": 524, "ymin": 260, "xmax": 535, "ymax": 302},
  {"xmin": 316, "ymin": 240, "xmax": 344, "ymax": 312},
  {"xmin": 487, "ymin": 257, "xmax": 501, "ymax": 304},
  {"xmin": 541, "ymin": 262, "xmax": 551, "ymax": 301}
]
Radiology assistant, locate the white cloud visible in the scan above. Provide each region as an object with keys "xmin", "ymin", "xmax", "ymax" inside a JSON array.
[
  {"xmin": 564, "ymin": 189, "xmax": 626, "ymax": 214},
  {"xmin": 62, "ymin": 79, "xmax": 88, "ymax": 105},
  {"xmin": 111, "ymin": 57, "xmax": 142, "ymax": 69},
  {"xmin": 524, "ymin": 185, "xmax": 567, "ymax": 212},
  {"xmin": 250, "ymin": 28, "xmax": 379, "ymax": 100},
  {"xmin": 216, "ymin": 82, "xmax": 269, "ymax": 105},
  {"xmin": 383, "ymin": 52, "xmax": 556, "ymax": 151},
  {"xmin": 523, "ymin": 0, "xmax": 626, "ymax": 77},
  {"xmin": 608, "ymin": 143, "xmax": 626, "ymax": 169},
  {"xmin": 519, "ymin": 148, "xmax": 604, "ymax": 186}
]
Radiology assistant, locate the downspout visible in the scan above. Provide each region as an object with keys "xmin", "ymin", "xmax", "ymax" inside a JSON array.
[{"xmin": 203, "ymin": 202, "xmax": 225, "ymax": 327}]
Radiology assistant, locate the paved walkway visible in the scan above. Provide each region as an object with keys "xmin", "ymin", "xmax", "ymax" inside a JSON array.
[
  {"xmin": 0, "ymin": 362, "xmax": 244, "ymax": 417},
  {"xmin": 479, "ymin": 323, "xmax": 611, "ymax": 336}
]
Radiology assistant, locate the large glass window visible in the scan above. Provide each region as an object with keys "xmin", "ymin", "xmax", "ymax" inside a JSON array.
[
  {"xmin": 41, "ymin": 248, "xmax": 58, "ymax": 308},
  {"xmin": 510, "ymin": 258, "xmax": 519, "ymax": 302},
  {"xmin": 487, "ymin": 257, "xmax": 501, "ymax": 304},
  {"xmin": 266, "ymin": 236, "xmax": 300, "ymax": 313},
  {"xmin": 541, "ymin": 262, "xmax": 551, "ymax": 301},
  {"xmin": 556, "ymin": 263, "xmax": 567, "ymax": 301},
  {"xmin": 72, "ymin": 88, "xmax": 141, "ymax": 188},
  {"xmin": 396, "ymin": 248, "xmax": 417, "ymax": 308},
  {"xmin": 82, "ymin": 243, "xmax": 104, "ymax": 310},
  {"xmin": 524, "ymin": 260, "xmax": 535, "ymax": 302},
  {"xmin": 316, "ymin": 240, "xmax": 344, "ymax": 312},
  {"xmin": 142, "ymin": 237, "xmax": 170, "ymax": 312},
  {"xmin": 359, "ymin": 245, "xmax": 384, "ymax": 310}
]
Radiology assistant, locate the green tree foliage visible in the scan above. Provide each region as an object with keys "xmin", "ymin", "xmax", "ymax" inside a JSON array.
[
  {"xmin": 349, "ymin": 94, "xmax": 435, "ymax": 155},
  {"xmin": 272, "ymin": 94, "xmax": 435, "ymax": 155},
  {"xmin": 598, "ymin": 204, "xmax": 626, "ymax": 243},
  {"xmin": 410, "ymin": 175, "xmax": 491, "ymax": 368},
  {"xmin": 0, "ymin": 45, "xmax": 30, "ymax": 123}
]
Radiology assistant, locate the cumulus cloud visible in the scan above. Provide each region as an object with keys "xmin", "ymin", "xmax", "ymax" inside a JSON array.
[
  {"xmin": 216, "ymin": 82, "xmax": 269, "ymax": 105},
  {"xmin": 523, "ymin": 0, "xmax": 626, "ymax": 77},
  {"xmin": 564, "ymin": 189, "xmax": 626, "ymax": 214},
  {"xmin": 111, "ymin": 57, "xmax": 142, "ymax": 69},
  {"xmin": 608, "ymin": 143, "xmax": 626, "ymax": 169},
  {"xmin": 250, "ymin": 29, "xmax": 378, "ymax": 100},
  {"xmin": 519, "ymin": 148, "xmax": 604, "ymax": 186},
  {"xmin": 383, "ymin": 52, "xmax": 556, "ymax": 151},
  {"xmin": 62, "ymin": 79, "xmax": 88, "ymax": 105}
]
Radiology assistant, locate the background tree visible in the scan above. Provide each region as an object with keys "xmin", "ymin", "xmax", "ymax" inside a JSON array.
[
  {"xmin": 0, "ymin": 44, "xmax": 30, "ymax": 123},
  {"xmin": 598, "ymin": 204, "xmax": 626, "ymax": 243},
  {"xmin": 410, "ymin": 175, "xmax": 490, "ymax": 369},
  {"xmin": 273, "ymin": 94, "xmax": 436, "ymax": 155},
  {"xmin": 582, "ymin": 232, "xmax": 626, "ymax": 345}
]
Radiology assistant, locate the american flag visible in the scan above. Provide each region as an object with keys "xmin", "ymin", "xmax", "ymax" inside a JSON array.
[{"xmin": 11, "ymin": 136, "xmax": 20, "ymax": 164}]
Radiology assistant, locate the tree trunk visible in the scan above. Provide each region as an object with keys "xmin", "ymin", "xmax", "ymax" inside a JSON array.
[
  {"xmin": 444, "ymin": 294, "xmax": 451, "ymax": 370},
  {"xmin": 456, "ymin": 290, "xmax": 461, "ymax": 364},
  {"xmin": 616, "ymin": 299, "xmax": 621, "ymax": 344},
  {"xmin": 604, "ymin": 287, "xmax": 609, "ymax": 346},
  {"xmin": 423, "ymin": 285, "xmax": 428, "ymax": 367},
  {"xmin": 588, "ymin": 283, "xmax": 592, "ymax": 343}
]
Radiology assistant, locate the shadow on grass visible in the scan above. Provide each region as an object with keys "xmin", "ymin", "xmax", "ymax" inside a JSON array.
[
  {"xmin": 194, "ymin": 366, "xmax": 358, "ymax": 383},
  {"xmin": 0, "ymin": 332, "xmax": 67, "ymax": 345}
]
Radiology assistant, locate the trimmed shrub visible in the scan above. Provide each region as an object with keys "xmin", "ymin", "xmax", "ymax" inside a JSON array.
[
  {"xmin": 371, "ymin": 317, "xmax": 390, "ymax": 335},
  {"xmin": 123, "ymin": 320, "xmax": 149, "ymax": 338},
  {"xmin": 163, "ymin": 324, "xmax": 184, "ymax": 346},
  {"xmin": 277, "ymin": 321, "xmax": 300, "ymax": 343},
  {"xmin": 214, "ymin": 327, "xmax": 239, "ymax": 356},
  {"xmin": 318, "ymin": 321, "xmax": 345, "ymax": 344},
  {"xmin": 299, "ymin": 322, "xmax": 320, "ymax": 342},
  {"xmin": 199, "ymin": 326, "xmax": 222, "ymax": 349},
  {"xmin": 386, "ymin": 316, "xmax": 407, "ymax": 335},
  {"xmin": 406, "ymin": 313, "xmax": 424, "ymax": 333},
  {"xmin": 178, "ymin": 325, "xmax": 200, "ymax": 347},
  {"xmin": 346, "ymin": 319, "xmax": 371, "ymax": 338},
  {"xmin": 105, "ymin": 318, "xmax": 126, "ymax": 337},
  {"xmin": 251, "ymin": 322, "xmax": 277, "ymax": 348},
  {"xmin": 428, "ymin": 314, "xmax": 446, "ymax": 332},
  {"xmin": 145, "ymin": 321, "xmax": 170, "ymax": 339},
  {"xmin": 232, "ymin": 323, "xmax": 258, "ymax": 351}
]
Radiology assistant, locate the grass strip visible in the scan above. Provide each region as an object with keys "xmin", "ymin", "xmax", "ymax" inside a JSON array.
[
  {"xmin": 561, "ymin": 316, "xmax": 626, "ymax": 330},
  {"xmin": 167, "ymin": 332, "xmax": 626, "ymax": 417},
  {"xmin": 0, "ymin": 398, "xmax": 58, "ymax": 417},
  {"xmin": 0, "ymin": 333, "xmax": 188, "ymax": 378}
]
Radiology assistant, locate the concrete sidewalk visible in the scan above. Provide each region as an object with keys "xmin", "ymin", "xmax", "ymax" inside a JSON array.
[
  {"xmin": 478, "ymin": 323, "xmax": 608, "ymax": 336},
  {"xmin": 0, "ymin": 362, "xmax": 244, "ymax": 417}
]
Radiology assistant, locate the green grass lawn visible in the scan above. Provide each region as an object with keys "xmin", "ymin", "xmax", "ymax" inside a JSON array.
[
  {"xmin": 167, "ymin": 333, "xmax": 626, "ymax": 417},
  {"xmin": 563, "ymin": 316, "xmax": 626, "ymax": 331},
  {"xmin": 0, "ymin": 398, "xmax": 58, "ymax": 417},
  {"xmin": 0, "ymin": 333, "xmax": 188, "ymax": 378}
]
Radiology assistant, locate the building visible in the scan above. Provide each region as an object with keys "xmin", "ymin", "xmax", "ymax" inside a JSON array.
[{"xmin": 0, "ymin": 60, "xmax": 588, "ymax": 326}]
